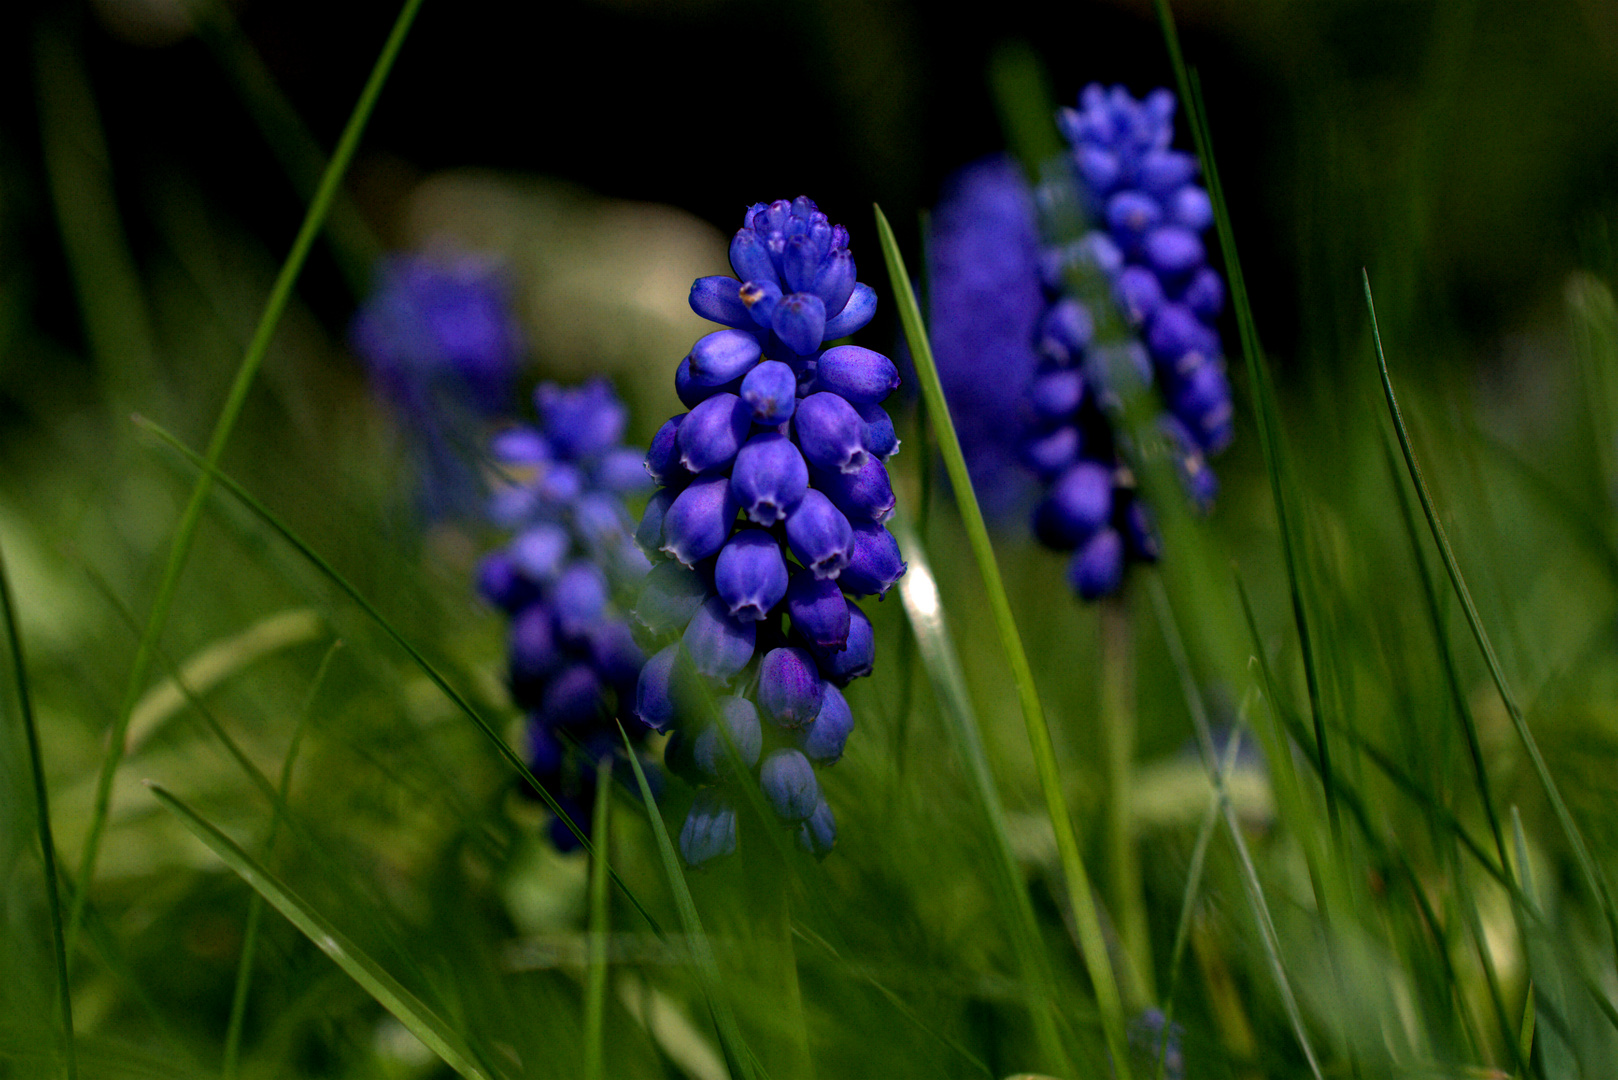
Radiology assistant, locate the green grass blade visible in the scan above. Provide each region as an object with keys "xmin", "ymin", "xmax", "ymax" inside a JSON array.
[
  {"xmin": 132, "ymin": 415, "xmax": 663, "ymax": 936},
  {"xmin": 1366, "ymin": 271, "xmax": 1618, "ymax": 964},
  {"xmin": 69, "ymin": 0, "xmax": 428, "ymax": 954},
  {"xmin": 0, "ymin": 541, "xmax": 77, "ymax": 1080},
  {"xmin": 874, "ymin": 203, "xmax": 1132, "ymax": 1079},
  {"xmin": 889, "ymin": 514, "xmax": 1071, "ymax": 1075},
  {"xmin": 584, "ymin": 758, "xmax": 612, "ymax": 1080},
  {"xmin": 147, "ymin": 783, "xmax": 494, "ymax": 1080},
  {"xmin": 616, "ymin": 722, "xmax": 758, "ymax": 1080}
]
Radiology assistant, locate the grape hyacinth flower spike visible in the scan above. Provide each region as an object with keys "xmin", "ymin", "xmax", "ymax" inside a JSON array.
[
  {"xmin": 351, "ymin": 252, "xmax": 524, "ymax": 518},
  {"xmin": 636, "ymin": 196, "xmax": 906, "ymax": 866},
  {"xmin": 477, "ymin": 378, "xmax": 658, "ymax": 850},
  {"xmin": 930, "ymin": 84, "xmax": 1233, "ymax": 600}
]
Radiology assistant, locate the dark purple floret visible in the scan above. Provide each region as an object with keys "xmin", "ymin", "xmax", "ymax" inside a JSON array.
[
  {"xmin": 758, "ymin": 647, "xmax": 824, "ymax": 729},
  {"xmin": 797, "ymin": 798, "xmax": 837, "ymax": 859},
  {"xmin": 714, "ymin": 529, "xmax": 789, "ymax": 622},
  {"xmin": 800, "ymin": 683, "xmax": 853, "ymax": 763},
  {"xmin": 682, "ymin": 595, "xmax": 757, "ymax": 683},
  {"xmin": 760, "ymin": 749, "xmax": 820, "ymax": 822},
  {"xmin": 680, "ymin": 791, "xmax": 738, "ymax": 868},
  {"xmin": 785, "ymin": 573, "xmax": 851, "ymax": 650},
  {"xmin": 691, "ymin": 696, "xmax": 763, "ymax": 779},
  {"xmin": 731, "ymin": 433, "xmax": 809, "ymax": 526}
]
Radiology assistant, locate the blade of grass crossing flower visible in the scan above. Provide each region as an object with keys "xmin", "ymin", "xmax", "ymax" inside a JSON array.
[
  {"xmin": 584, "ymin": 757, "xmax": 612, "ymax": 1080},
  {"xmin": 890, "ymin": 514, "xmax": 1072, "ymax": 1075},
  {"xmin": 147, "ymin": 783, "xmax": 495, "ymax": 1080},
  {"xmin": 615, "ymin": 722, "xmax": 760, "ymax": 1080},
  {"xmin": 0, "ymin": 541, "xmax": 76, "ymax": 1080},
  {"xmin": 70, "ymin": 0, "xmax": 428, "ymax": 955},
  {"xmin": 875, "ymin": 204, "xmax": 1132, "ymax": 1080},
  {"xmin": 223, "ymin": 638, "xmax": 341, "ymax": 1080},
  {"xmin": 132, "ymin": 415, "xmax": 663, "ymax": 937},
  {"xmin": 1366, "ymin": 272, "xmax": 1618, "ymax": 966}
]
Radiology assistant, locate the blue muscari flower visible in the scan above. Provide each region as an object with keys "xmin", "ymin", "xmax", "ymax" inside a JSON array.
[
  {"xmin": 351, "ymin": 253, "xmax": 523, "ymax": 518},
  {"xmin": 637, "ymin": 197, "xmax": 905, "ymax": 866},
  {"xmin": 1128, "ymin": 1008, "xmax": 1185, "ymax": 1080},
  {"xmin": 477, "ymin": 377, "xmax": 657, "ymax": 850},
  {"xmin": 929, "ymin": 85, "xmax": 1233, "ymax": 601}
]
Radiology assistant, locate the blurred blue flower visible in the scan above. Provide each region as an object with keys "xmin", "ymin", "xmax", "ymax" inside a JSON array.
[
  {"xmin": 478, "ymin": 377, "xmax": 657, "ymax": 850},
  {"xmin": 1128, "ymin": 1007, "xmax": 1185, "ymax": 1080},
  {"xmin": 635, "ymin": 197, "xmax": 905, "ymax": 867}
]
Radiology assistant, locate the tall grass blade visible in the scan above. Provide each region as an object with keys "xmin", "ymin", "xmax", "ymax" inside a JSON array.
[
  {"xmin": 0, "ymin": 541, "xmax": 76, "ymax": 1080},
  {"xmin": 890, "ymin": 515, "xmax": 1070, "ymax": 1074},
  {"xmin": 616, "ymin": 722, "xmax": 759, "ymax": 1080},
  {"xmin": 132, "ymin": 415, "xmax": 662, "ymax": 935},
  {"xmin": 584, "ymin": 757, "xmax": 612, "ymax": 1080},
  {"xmin": 147, "ymin": 783, "xmax": 495, "ymax": 1080},
  {"xmin": 874, "ymin": 203, "xmax": 1132, "ymax": 1079},
  {"xmin": 1366, "ymin": 271, "xmax": 1618, "ymax": 964},
  {"xmin": 70, "ymin": 0, "xmax": 428, "ymax": 953}
]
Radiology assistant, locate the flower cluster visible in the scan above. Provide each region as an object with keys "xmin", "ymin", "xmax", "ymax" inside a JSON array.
[
  {"xmin": 633, "ymin": 197, "xmax": 906, "ymax": 867},
  {"xmin": 477, "ymin": 378, "xmax": 657, "ymax": 850},
  {"xmin": 1024, "ymin": 84, "xmax": 1231, "ymax": 598},
  {"xmin": 351, "ymin": 253, "xmax": 524, "ymax": 518}
]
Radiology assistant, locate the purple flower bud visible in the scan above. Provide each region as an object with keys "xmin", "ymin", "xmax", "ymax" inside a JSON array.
[
  {"xmin": 772, "ymin": 292, "xmax": 827, "ymax": 357},
  {"xmin": 812, "ymin": 249, "xmax": 857, "ymax": 315},
  {"xmin": 509, "ymin": 603, "xmax": 560, "ymax": 693},
  {"xmin": 1028, "ymin": 369, "xmax": 1085, "ymax": 423},
  {"xmin": 1143, "ymin": 227, "xmax": 1204, "ymax": 279},
  {"xmin": 635, "ymin": 644, "xmax": 697, "ymax": 733},
  {"xmin": 573, "ymin": 492, "xmax": 629, "ymax": 552},
  {"xmin": 854, "ymin": 401, "xmax": 899, "ymax": 460},
  {"xmin": 1116, "ymin": 266, "xmax": 1164, "ymax": 326},
  {"xmin": 682, "ymin": 595, "xmax": 757, "ymax": 682},
  {"xmin": 740, "ymin": 360, "xmax": 798, "ymax": 425},
  {"xmin": 692, "ymin": 696, "xmax": 763, "ymax": 779},
  {"xmin": 1168, "ymin": 184, "xmax": 1213, "ymax": 232},
  {"xmin": 1107, "ymin": 191, "xmax": 1161, "ymax": 242},
  {"xmin": 797, "ymin": 798, "xmax": 836, "ymax": 859},
  {"xmin": 1172, "ymin": 360, "xmax": 1234, "ymax": 454},
  {"xmin": 586, "ymin": 620, "xmax": 644, "ymax": 690},
  {"xmin": 687, "ymin": 329, "xmax": 763, "ymax": 386},
  {"xmin": 680, "ymin": 791, "xmax": 738, "ymax": 867},
  {"xmin": 1033, "ymin": 461, "xmax": 1113, "ymax": 548},
  {"xmin": 823, "ymin": 283, "xmax": 877, "ymax": 339},
  {"xmin": 553, "ymin": 561, "xmax": 609, "ymax": 640},
  {"xmin": 1147, "ymin": 304, "xmax": 1218, "ymax": 370},
  {"xmin": 1182, "ymin": 267, "xmax": 1225, "ymax": 320},
  {"xmin": 758, "ymin": 646, "xmax": 824, "ymax": 728},
  {"xmin": 540, "ymin": 663, "xmax": 604, "ymax": 728},
  {"xmin": 598, "ymin": 447, "xmax": 656, "ymax": 496},
  {"xmin": 840, "ymin": 523, "xmax": 907, "ymax": 598},
  {"xmin": 511, "ymin": 523, "xmax": 570, "ymax": 581},
  {"xmin": 678, "ymin": 393, "xmax": 752, "ymax": 474},
  {"xmin": 1123, "ymin": 499, "xmax": 1161, "ymax": 562},
  {"xmin": 799, "ymin": 682, "xmax": 853, "ymax": 763},
  {"xmin": 782, "ymin": 235, "xmax": 822, "ymax": 294},
  {"xmin": 634, "ymin": 559, "xmax": 708, "ymax": 634},
  {"xmin": 1036, "ymin": 300, "xmax": 1094, "ymax": 363},
  {"xmin": 785, "ymin": 572, "xmax": 850, "ymax": 649},
  {"xmin": 785, "ymin": 490, "xmax": 853, "ymax": 579},
  {"xmin": 794, "ymin": 392, "xmax": 870, "ymax": 474},
  {"xmin": 1138, "ymin": 150, "xmax": 1196, "ymax": 197},
  {"xmin": 813, "ymin": 459, "xmax": 896, "ymax": 524},
  {"xmin": 810, "ymin": 603, "xmax": 874, "ymax": 685},
  {"xmin": 728, "ymin": 432, "xmax": 809, "ymax": 527},
  {"xmin": 676, "ymin": 357, "xmax": 742, "ymax": 409},
  {"xmin": 760, "ymin": 748, "xmax": 820, "ymax": 822},
  {"xmin": 730, "ymin": 229, "xmax": 777, "ymax": 287},
  {"xmin": 635, "ymin": 489, "xmax": 674, "ymax": 560},
  {"xmin": 478, "ymin": 551, "xmax": 540, "ymax": 612},
  {"xmin": 491, "ymin": 427, "xmax": 550, "ymax": 465},
  {"xmin": 740, "ymin": 279, "xmax": 782, "ymax": 329},
  {"xmin": 645, "ymin": 415, "xmax": 692, "ymax": 489},
  {"xmin": 660, "ymin": 475, "xmax": 740, "ymax": 566},
  {"xmin": 1163, "ymin": 416, "xmax": 1218, "ymax": 510},
  {"xmin": 714, "ymin": 528, "xmax": 789, "ymax": 621},
  {"xmin": 526, "ymin": 721, "xmax": 564, "ymax": 777},
  {"xmin": 1022, "ymin": 426, "xmax": 1081, "ymax": 479},
  {"xmin": 536, "ymin": 380, "xmax": 628, "ymax": 459},
  {"xmin": 1068, "ymin": 527, "xmax": 1125, "ymax": 600},
  {"xmin": 690, "ymin": 276, "xmax": 750, "ymax": 327},
  {"xmin": 815, "ymin": 346, "xmax": 899, "ymax": 405}
]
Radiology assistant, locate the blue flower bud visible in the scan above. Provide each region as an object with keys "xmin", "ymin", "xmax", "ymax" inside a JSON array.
[
  {"xmin": 1168, "ymin": 184, "xmax": 1213, "ymax": 232},
  {"xmin": 799, "ymin": 682, "xmax": 853, "ymax": 763},
  {"xmin": 690, "ymin": 276, "xmax": 750, "ymax": 327},
  {"xmin": 635, "ymin": 643, "xmax": 698, "ymax": 733},
  {"xmin": 1123, "ymin": 499, "xmax": 1161, "ymax": 562},
  {"xmin": 526, "ymin": 720, "xmax": 565, "ymax": 777},
  {"xmin": 1147, "ymin": 304, "xmax": 1218, "ymax": 371},
  {"xmin": 492, "ymin": 427, "xmax": 550, "ymax": 465},
  {"xmin": 687, "ymin": 329, "xmax": 763, "ymax": 388},
  {"xmin": 815, "ymin": 346, "xmax": 899, "ymax": 405},
  {"xmin": 1139, "ymin": 150, "xmax": 1197, "ymax": 197},
  {"xmin": 1182, "ymin": 267, "xmax": 1225, "ymax": 320},
  {"xmin": 586, "ymin": 620, "xmax": 644, "ymax": 690},
  {"xmin": 645, "ymin": 415, "xmax": 692, "ymax": 489},
  {"xmin": 680, "ymin": 790, "xmax": 738, "ymax": 867},
  {"xmin": 1115, "ymin": 265, "xmax": 1164, "ymax": 326},
  {"xmin": 730, "ymin": 229, "xmax": 777, "ymax": 288},
  {"xmin": 676, "ymin": 357, "xmax": 743, "ymax": 409},
  {"xmin": 794, "ymin": 392, "xmax": 871, "ymax": 474},
  {"xmin": 823, "ymin": 283, "xmax": 877, "ymax": 339},
  {"xmin": 784, "ymin": 490, "xmax": 853, "ymax": 579},
  {"xmin": 812, "ymin": 248, "xmax": 857, "ymax": 316},
  {"xmin": 782, "ymin": 234, "xmax": 822, "ymax": 294},
  {"xmin": 1034, "ymin": 461, "xmax": 1113, "ymax": 548},
  {"xmin": 785, "ymin": 572, "xmax": 850, "ymax": 649},
  {"xmin": 540, "ymin": 663, "xmax": 604, "ymax": 728},
  {"xmin": 660, "ymin": 475, "xmax": 740, "ymax": 566},
  {"xmin": 511, "ymin": 522, "xmax": 570, "ymax": 581},
  {"xmin": 679, "ymin": 393, "xmax": 752, "ymax": 475},
  {"xmin": 854, "ymin": 401, "xmax": 899, "ymax": 460},
  {"xmin": 1069, "ymin": 527, "xmax": 1125, "ymax": 600},
  {"xmin": 1171, "ymin": 360, "xmax": 1233, "ymax": 454},
  {"xmin": 813, "ymin": 459, "xmax": 896, "ymax": 525},
  {"xmin": 537, "ymin": 380, "xmax": 629, "ymax": 459},
  {"xmin": 796, "ymin": 798, "xmax": 836, "ymax": 859},
  {"xmin": 1023, "ymin": 425, "xmax": 1081, "ymax": 479},
  {"xmin": 738, "ymin": 360, "xmax": 798, "ymax": 426},
  {"xmin": 509, "ymin": 603, "xmax": 560, "ymax": 692},
  {"xmin": 1107, "ymin": 190, "xmax": 1161, "ymax": 243},
  {"xmin": 840, "ymin": 523, "xmax": 907, "ymax": 598},
  {"xmin": 598, "ymin": 447, "xmax": 656, "ymax": 496},
  {"xmin": 683, "ymin": 595, "xmax": 757, "ymax": 682},
  {"xmin": 1143, "ymin": 227, "xmax": 1203, "ymax": 279},
  {"xmin": 478, "ymin": 551, "xmax": 540, "ymax": 612},
  {"xmin": 772, "ymin": 292, "xmax": 827, "ymax": 357},
  {"xmin": 553, "ymin": 561, "xmax": 610, "ymax": 640},
  {"xmin": 1036, "ymin": 299, "xmax": 1093, "ymax": 363},
  {"xmin": 636, "ymin": 489, "xmax": 674, "ymax": 560},
  {"xmin": 740, "ymin": 279, "xmax": 782, "ymax": 328},
  {"xmin": 760, "ymin": 748, "xmax": 820, "ymax": 822},
  {"xmin": 810, "ymin": 603, "xmax": 874, "ymax": 685},
  {"xmin": 634, "ymin": 559, "xmax": 708, "ymax": 634},
  {"xmin": 573, "ymin": 492, "xmax": 630, "ymax": 553},
  {"xmin": 728, "ymin": 432, "xmax": 808, "ymax": 527},
  {"xmin": 758, "ymin": 646, "xmax": 824, "ymax": 729},
  {"xmin": 691, "ymin": 696, "xmax": 763, "ymax": 779},
  {"xmin": 714, "ymin": 528, "xmax": 789, "ymax": 622},
  {"xmin": 1028, "ymin": 368, "xmax": 1085, "ymax": 423}
]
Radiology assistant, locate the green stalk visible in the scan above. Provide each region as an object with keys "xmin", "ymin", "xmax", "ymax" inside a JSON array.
[
  {"xmin": 874, "ymin": 204, "xmax": 1133, "ymax": 1079},
  {"xmin": 1100, "ymin": 594, "xmax": 1152, "ymax": 1005},
  {"xmin": 68, "ymin": 0, "xmax": 428, "ymax": 954},
  {"xmin": 0, "ymin": 542, "xmax": 76, "ymax": 1080},
  {"xmin": 584, "ymin": 757, "xmax": 612, "ymax": 1080}
]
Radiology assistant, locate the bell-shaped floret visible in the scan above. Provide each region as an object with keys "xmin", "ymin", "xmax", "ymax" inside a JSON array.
[
  {"xmin": 536, "ymin": 380, "xmax": 628, "ymax": 459},
  {"xmin": 691, "ymin": 696, "xmax": 763, "ymax": 780},
  {"xmin": 772, "ymin": 292, "xmax": 827, "ymax": 357},
  {"xmin": 758, "ymin": 647, "xmax": 824, "ymax": 729},
  {"xmin": 689, "ymin": 276, "xmax": 750, "ymax": 327},
  {"xmin": 794, "ymin": 392, "xmax": 870, "ymax": 474},
  {"xmin": 645, "ymin": 415, "xmax": 691, "ymax": 489},
  {"xmin": 552, "ymin": 562, "xmax": 610, "ymax": 640},
  {"xmin": 682, "ymin": 596, "xmax": 757, "ymax": 683},
  {"xmin": 679, "ymin": 393, "xmax": 751, "ymax": 475},
  {"xmin": 634, "ymin": 559, "xmax": 708, "ymax": 635},
  {"xmin": 635, "ymin": 490, "xmax": 674, "ymax": 560},
  {"xmin": 854, "ymin": 401, "xmax": 898, "ymax": 459},
  {"xmin": 740, "ymin": 279, "xmax": 782, "ymax": 328},
  {"xmin": 634, "ymin": 644, "xmax": 699, "ymax": 734},
  {"xmin": 823, "ymin": 283, "xmax": 877, "ymax": 339},
  {"xmin": 1068, "ymin": 528, "xmax": 1125, "ymax": 601},
  {"xmin": 797, "ymin": 798, "xmax": 836, "ymax": 859},
  {"xmin": 714, "ymin": 528, "xmax": 789, "ymax": 622},
  {"xmin": 511, "ymin": 522, "xmax": 569, "ymax": 582},
  {"xmin": 784, "ymin": 490, "xmax": 853, "ymax": 580},
  {"xmin": 687, "ymin": 328, "xmax": 763, "ymax": 386},
  {"xmin": 1028, "ymin": 368, "xmax": 1085, "ymax": 424},
  {"xmin": 840, "ymin": 523, "xmax": 907, "ymax": 598},
  {"xmin": 809, "ymin": 604, "xmax": 874, "ymax": 685},
  {"xmin": 660, "ymin": 476, "xmax": 740, "ymax": 566},
  {"xmin": 1023, "ymin": 425, "xmax": 1081, "ymax": 480},
  {"xmin": 814, "ymin": 459, "xmax": 896, "ymax": 524},
  {"xmin": 1034, "ymin": 461, "xmax": 1113, "ymax": 549},
  {"xmin": 730, "ymin": 432, "xmax": 809, "ymax": 526},
  {"xmin": 680, "ymin": 791, "xmax": 738, "ymax": 867},
  {"xmin": 1143, "ymin": 226, "xmax": 1203, "ymax": 280},
  {"xmin": 812, "ymin": 249, "xmax": 856, "ymax": 315},
  {"xmin": 800, "ymin": 682, "xmax": 853, "ymax": 763},
  {"xmin": 815, "ymin": 346, "xmax": 899, "ymax": 405},
  {"xmin": 784, "ymin": 572, "xmax": 850, "ymax": 650},
  {"xmin": 760, "ymin": 749, "xmax": 820, "ymax": 822},
  {"xmin": 740, "ymin": 360, "xmax": 798, "ymax": 425}
]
